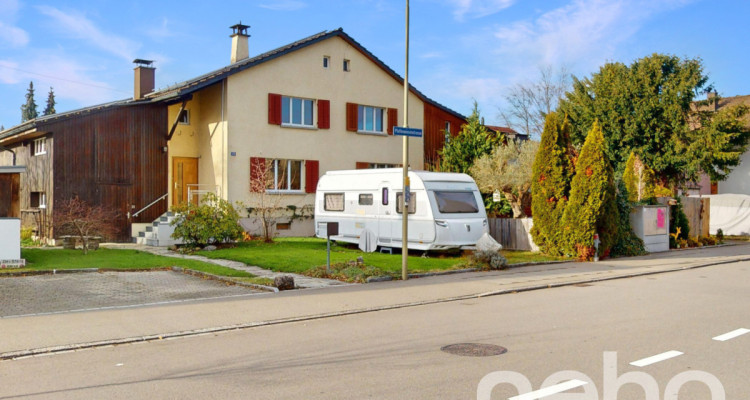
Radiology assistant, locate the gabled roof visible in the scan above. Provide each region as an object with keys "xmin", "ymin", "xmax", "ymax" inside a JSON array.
[
  {"xmin": 147, "ymin": 28, "xmax": 465, "ymax": 120},
  {"xmin": 0, "ymin": 28, "xmax": 465, "ymax": 142},
  {"xmin": 0, "ymin": 98, "xmax": 135, "ymax": 142}
]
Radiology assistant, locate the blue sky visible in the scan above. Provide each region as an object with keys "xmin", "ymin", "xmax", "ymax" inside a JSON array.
[{"xmin": 1, "ymin": 0, "xmax": 749, "ymax": 130}]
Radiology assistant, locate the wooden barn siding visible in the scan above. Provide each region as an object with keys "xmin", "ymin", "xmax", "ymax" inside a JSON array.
[
  {"xmin": 423, "ymin": 102, "xmax": 465, "ymax": 168},
  {"xmin": 49, "ymin": 104, "xmax": 168, "ymax": 241}
]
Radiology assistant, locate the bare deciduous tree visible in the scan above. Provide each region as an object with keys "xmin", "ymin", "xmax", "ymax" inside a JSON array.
[
  {"xmin": 54, "ymin": 196, "xmax": 119, "ymax": 254},
  {"xmin": 499, "ymin": 65, "xmax": 571, "ymax": 139}
]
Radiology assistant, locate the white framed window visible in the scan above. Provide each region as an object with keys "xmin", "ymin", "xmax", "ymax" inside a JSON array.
[
  {"xmin": 30, "ymin": 191, "xmax": 46, "ymax": 209},
  {"xmin": 358, "ymin": 105, "xmax": 385, "ymax": 133},
  {"xmin": 323, "ymin": 56, "xmax": 330, "ymax": 69},
  {"xmin": 281, "ymin": 96, "xmax": 314, "ymax": 127},
  {"xmin": 343, "ymin": 59, "xmax": 350, "ymax": 72},
  {"xmin": 178, "ymin": 109, "xmax": 190, "ymax": 125},
  {"xmin": 396, "ymin": 192, "xmax": 416, "ymax": 214},
  {"xmin": 266, "ymin": 159, "xmax": 303, "ymax": 192},
  {"xmin": 33, "ymin": 138, "xmax": 46, "ymax": 156},
  {"xmin": 324, "ymin": 193, "xmax": 345, "ymax": 211},
  {"xmin": 444, "ymin": 121, "xmax": 451, "ymax": 132}
]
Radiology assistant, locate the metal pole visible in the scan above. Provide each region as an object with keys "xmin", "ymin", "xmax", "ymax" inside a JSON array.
[{"xmin": 401, "ymin": 0, "xmax": 410, "ymax": 281}]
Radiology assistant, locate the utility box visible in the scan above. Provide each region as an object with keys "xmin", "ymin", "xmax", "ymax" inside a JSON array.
[
  {"xmin": 0, "ymin": 166, "xmax": 26, "ymax": 268},
  {"xmin": 630, "ymin": 205, "xmax": 670, "ymax": 253}
]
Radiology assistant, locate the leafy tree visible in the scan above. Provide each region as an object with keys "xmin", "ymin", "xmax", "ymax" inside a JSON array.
[
  {"xmin": 43, "ymin": 87, "xmax": 56, "ymax": 115},
  {"xmin": 471, "ymin": 140, "xmax": 539, "ymax": 218},
  {"xmin": 170, "ymin": 193, "xmax": 244, "ymax": 248},
  {"xmin": 439, "ymin": 101, "xmax": 502, "ymax": 173},
  {"xmin": 21, "ymin": 81, "xmax": 39, "ymax": 122},
  {"xmin": 561, "ymin": 121, "xmax": 618, "ymax": 260},
  {"xmin": 500, "ymin": 65, "xmax": 571, "ymax": 139},
  {"xmin": 530, "ymin": 112, "xmax": 573, "ymax": 255},
  {"xmin": 622, "ymin": 152, "xmax": 655, "ymax": 203},
  {"xmin": 558, "ymin": 53, "xmax": 750, "ymax": 187}
]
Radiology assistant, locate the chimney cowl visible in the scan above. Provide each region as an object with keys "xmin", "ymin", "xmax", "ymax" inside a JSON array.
[
  {"xmin": 230, "ymin": 22, "xmax": 250, "ymax": 64},
  {"xmin": 133, "ymin": 59, "xmax": 155, "ymax": 100}
]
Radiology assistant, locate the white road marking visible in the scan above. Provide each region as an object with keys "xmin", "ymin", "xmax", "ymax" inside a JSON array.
[
  {"xmin": 509, "ymin": 379, "xmax": 588, "ymax": 400},
  {"xmin": 713, "ymin": 328, "xmax": 750, "ymax": 341},
  {"xmin": 630, "ymin": 350, "xmax": 684, "ymax": 367}
]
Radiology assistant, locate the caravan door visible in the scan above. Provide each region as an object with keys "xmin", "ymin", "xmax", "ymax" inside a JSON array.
[{"xmin": 377, "ymin": 185, "xmax": 392, "ymax": 245}]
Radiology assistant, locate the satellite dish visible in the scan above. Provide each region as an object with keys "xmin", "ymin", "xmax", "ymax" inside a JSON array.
[{"xmin": 358, "ymin": 229, "xmax": 378, "ymax": 253}]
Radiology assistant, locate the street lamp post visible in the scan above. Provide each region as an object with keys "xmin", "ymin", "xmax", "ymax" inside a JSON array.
[{"xmin": 401, "ymin": 0, "xmax": 410, "ymax": 280}]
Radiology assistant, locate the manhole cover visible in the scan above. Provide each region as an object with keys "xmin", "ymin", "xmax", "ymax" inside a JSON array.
[{"xmin": 441, "ymin": 343, "xmax": 507, "ymax": 357}]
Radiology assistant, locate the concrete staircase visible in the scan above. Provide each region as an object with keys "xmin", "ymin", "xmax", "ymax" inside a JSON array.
[{"xmin": 133, "ymin": 212, "xmax": 183, "ymax": 247}]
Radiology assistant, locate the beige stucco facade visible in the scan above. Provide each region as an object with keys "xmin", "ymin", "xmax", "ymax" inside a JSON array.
[{"xmin": 166, "ymin": 35, "xmax": 425, "ymax": 236}]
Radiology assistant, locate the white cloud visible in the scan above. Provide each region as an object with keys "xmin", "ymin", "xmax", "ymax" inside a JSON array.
[
  {"xmin": 35, "ymin": 5, "xmax": 140, "ymax": 61},
  {"xmin": 145, "ymin": 18, "xmax": 176, "ymax": 41},
  {"xmin": 259, "ymin": 1, "xmax": 307, "ymax": 11},
  {"xmin": 0, "ymin": 21, "xmax": 29, "ymax": 47},
  {"xmin": 420, "ymin": 51, "xmax": 445, "ymax": 59},
  {"xmin": 447, "ymin": 0, "xmax": 515, "ymax": 21},
  {"xmin": 0, "ymin": 0, "xmax": 28, "ymax": 47}
]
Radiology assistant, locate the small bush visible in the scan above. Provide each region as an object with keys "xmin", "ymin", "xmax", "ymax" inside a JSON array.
[
  {"xmin": 670, "ymin": 198, "xmax": 690, "ymax": 240},
  {"xmin": 306, "ymin": 260, "xmax": 388, "ymax": 283},
  {"xmin": 701, "ymin": 236, "xmax": 716, "ymax": 246},
  {"xmin": 676, "ymin": 238, "xmax": 688, "ymax": 248},
  {"xmin": 171, "ymin": 193, "xmax": 244, "ymax": 248},
  {"xmin": 716, "ymin": 229, "xmax": 724, "ymax": 243},
  {"xmin": 687, "ymin": 237, "xmax": 700, "ymax": 247},
  {"xmin": 469, "ymin": 250, "xmax": 508, "ymax": 270}
]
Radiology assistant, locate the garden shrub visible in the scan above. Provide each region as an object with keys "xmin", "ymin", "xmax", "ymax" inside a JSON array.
[
  {"xmin": 561, "ymin": 121, "xmax": 618, "ymax": 260},
  {"xmin": 171, "ymin": 193, "xmax": 244, "ymax": 248},
  {"xmin": 716, "ymin": 229, "xmax": 724, "ymax": 243},
  {"xmin": 670, "ymin": 198, "xmax": 690, "ymax": 241},
  {"xmin": 530, "ymin": 112, "xmax": 574, "ymax": 255},
  {"xmin": 469, "ymin": 250, "xmax": 508, "ymax": 270},
  {"xmin": 610, "ymin": 180, "xmax": 646, "ymax": 257}
]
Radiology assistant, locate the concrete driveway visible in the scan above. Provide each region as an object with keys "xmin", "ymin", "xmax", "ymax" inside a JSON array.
[{"xmin": 0, "ymin": 270, "xmax": 262, "ymax": 318}]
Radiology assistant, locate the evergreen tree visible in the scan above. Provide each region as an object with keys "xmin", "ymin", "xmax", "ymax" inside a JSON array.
[
  {"xmin": 43, "ymin": 87, "xmax": 56, "ymax": 115},
  {"xmin": 622, "ymin": 152, "xmax": 655, "ymax": 203},
  {"xmin": 439, "ymin": 101, "xmax": 502, "ymax": 174},
  {"xmin": 530, "ymin": 112, "xmax": 573, "ymax": 255},
  {"xmin": 559, "ymin": 53, "xmax": 750, "ymax": 187},
  {"xmin": 20, "ymin": 81, "xmax": 39, "ymax": 122},
  {"xmin": 561, "ymin": 121, "xmax": 618, "ymax": 260}
]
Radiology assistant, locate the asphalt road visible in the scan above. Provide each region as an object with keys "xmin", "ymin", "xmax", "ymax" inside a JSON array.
[{"xmin": 1, "ymin": 261, "xmax": 747, "ymax": 399}]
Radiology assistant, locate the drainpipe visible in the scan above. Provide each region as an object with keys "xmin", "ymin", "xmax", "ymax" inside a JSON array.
[{"xmin": 0, "ymin": 146, "xmax": 16, "ymax": 165}]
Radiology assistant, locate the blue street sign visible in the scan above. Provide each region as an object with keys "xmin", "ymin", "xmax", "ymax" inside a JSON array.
[{"xmin": 393, "ymin": 126, "xmax": 423, "ymax": 137}]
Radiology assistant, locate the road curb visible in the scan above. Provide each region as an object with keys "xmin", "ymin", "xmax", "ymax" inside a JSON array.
[{"xmin": 4, "ymin": 255, "xmax": 749, "ymax": 361}]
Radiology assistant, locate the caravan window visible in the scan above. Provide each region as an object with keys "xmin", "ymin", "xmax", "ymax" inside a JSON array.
[
  {"xmin": 396, "ymin": 192, "xmax": 416, "ymax": 214},
  {"xmin": 359, "ymin": 193, "xmax": 373, "ymax": 206},
  {"xmin": 382, "ymin": 188, "xmax": 389, "ymax": 205},
  {"xmin": 324, "ymin": 193, "xmax": 345, "ymax": 211},
  {"xmin": 434, "ymin": 191, "xmax": 479, "ymax": 213}
]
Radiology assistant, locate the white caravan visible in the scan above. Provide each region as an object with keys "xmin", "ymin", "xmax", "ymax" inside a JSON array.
[{"xmin": 314, "ymin": 169, "xmax": 488, "ymax": 251}]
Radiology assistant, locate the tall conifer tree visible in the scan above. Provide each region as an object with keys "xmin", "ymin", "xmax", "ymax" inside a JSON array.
[{"xmin": 21, "ymin": 81, "xmax": 39, "ymax": 122}]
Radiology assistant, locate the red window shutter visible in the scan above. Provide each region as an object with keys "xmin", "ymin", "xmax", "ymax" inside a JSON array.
[
  {"xmin": 346, "ymin": 103, "xmax": 358, "ymax": 132},
  {"xmin": 305, "ymin": 160, "xmax": 319, "ymax": 193},
  {"xmin": 250, "ymin": 157, "xmax": 266, "ymax": 192},
  {"xmin": 268, "ymin": 93, "xmax": 282, "ymax": 125},
  {"xmin": 387, "ymin": 108, "xmax": 398, "ymax": 135},
  {"xmin": 318, "ymin": 99, "xmax": 330, "ymax": 129},
  {"xmin": 355, "ymin": 162, "xmax": 369, "ymax": 169}
]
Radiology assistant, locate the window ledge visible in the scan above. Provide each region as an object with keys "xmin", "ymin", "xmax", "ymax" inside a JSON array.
[
  {"xmin": 281, "ymin": 123, "xmax": 318, "ymax": 131},
  {"xmin": 357, "ymin": 130, "xmax": 387, "ymax": 136},
  {"xmin": 266, "ymin": 190, "xmax": 307, "ymax": 195}
]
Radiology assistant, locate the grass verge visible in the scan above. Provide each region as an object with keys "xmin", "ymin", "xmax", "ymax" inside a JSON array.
[
  {"xmin": 8, "ymin": 248, "xmax": 262, "ymax": 284},
  {"xmin": 199, "ymin": 237, "xmax": 565, "ymax": 282}
]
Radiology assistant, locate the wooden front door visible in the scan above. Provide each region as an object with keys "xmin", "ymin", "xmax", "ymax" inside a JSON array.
[{"xmin": 172, "ymin": 157, "xmax": 198, "ymax": 206}]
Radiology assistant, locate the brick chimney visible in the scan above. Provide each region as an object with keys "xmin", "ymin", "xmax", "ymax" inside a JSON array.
[
  {"xmin": 230, "ymin": 22, "xmax": 250, "ymax": 63},
  {"xmin": 133, "ymin": 59, "xmax": 155, "ymax": 100},
  {"xmin": 706, "ymin": 91, "xmax": 718, "ymax": 112}
]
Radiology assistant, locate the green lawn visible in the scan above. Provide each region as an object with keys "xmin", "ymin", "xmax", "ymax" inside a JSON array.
[
  {"xmin": 199, "ymin": 237, "xmax": 564, "ymax": 279},
  {"xmin": 13, "ymin": 248, "xmax": 272, "ymax": 286}
]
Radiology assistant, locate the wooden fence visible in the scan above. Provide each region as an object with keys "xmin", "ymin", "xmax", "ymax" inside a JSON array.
[
  {"xmin": 681, "ymin": 196, "xmax": 710, "ymax": 237},
  {"xmin": 488, "ymin": 218, "xmax": 539, "ymax": 251}
]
